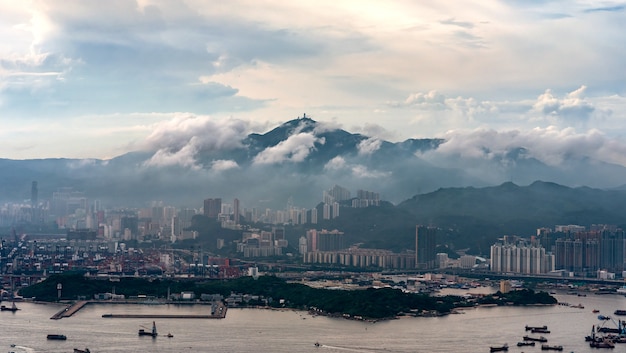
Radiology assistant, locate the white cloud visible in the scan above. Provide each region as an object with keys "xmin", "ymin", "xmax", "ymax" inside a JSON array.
[
  {"xmin": 324, "ymin": 156, "xmax": 346, "ymax": 171},
  {"xmin": 143, "ymin": 114, "xmax": 250, "ymax": 168},
  {"xmin": 357, "ymin": 137, "xmax": 382, "ymax": 155},
  {"xmin": 423, "ymin": 126, "xmax": 626, "ymax": 167},
  {"xmin": 351, "ymin": 165, "xmax": 392, "ymax": 179},
  {"xmin": 211, "ymin": 159, "xmax": 239, "ymax": 171},
  {"xmin": 253, "ymin": 132, "xmax": 324, "ymax": 164},
  {"xmin": 533, "ymin": 85, "xmax": 595, "ymax": 121}
]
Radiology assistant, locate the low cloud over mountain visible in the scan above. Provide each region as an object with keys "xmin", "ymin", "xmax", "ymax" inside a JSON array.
[{"xmin": 3, "ymin": 117, "xmax": 626, "ymax": 210}]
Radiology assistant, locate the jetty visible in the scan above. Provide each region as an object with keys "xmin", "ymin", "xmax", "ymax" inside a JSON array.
[
  {"xmin": 50, "ymin": 300, "xmax": 227, "ymax": 319},
  {"xmin": 50, "ymin": 300, "xmax": 89, "ymax": 320},
  {"xmin": 103, "ymin": 301, "xmax": 227, "ymax": 319}
]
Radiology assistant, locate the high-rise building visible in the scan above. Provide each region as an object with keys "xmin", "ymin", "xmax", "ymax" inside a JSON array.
[
  {"xmin": 415, "ymin": 225, "xmax": 437, "ymax": 269},
  {"xmin": 31, "ymin": 181, "xmax": 38, "ymax": 207},
  {"xmin": 233, "ymin": 198, "xmax": 240, "ymax": 224},
  {"xmin": 306, "ymin": 229, "xmax": 344, "ymax": 252},
  {"xmin": 204, "ymin": 198, "xmax": 222, "ymax": 219}
]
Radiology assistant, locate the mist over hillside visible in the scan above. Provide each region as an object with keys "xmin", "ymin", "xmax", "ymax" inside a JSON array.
[{"xmin": 2, "ymin": 117, "xmax": 626, "ymax": 210}]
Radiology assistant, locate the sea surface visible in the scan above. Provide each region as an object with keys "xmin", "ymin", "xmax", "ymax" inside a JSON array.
[{"xmin": 2, "ymin": 290, "xmax": 626, "ymax": 353}]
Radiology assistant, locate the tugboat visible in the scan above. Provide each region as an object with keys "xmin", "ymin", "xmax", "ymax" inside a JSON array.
[
  {"xmin": 138, "ymin": 321, "xmax": 158, "ymax": 338},
  {"xmin": 489, "ymin": 343, "xmax": 508, "ymax": 352}
]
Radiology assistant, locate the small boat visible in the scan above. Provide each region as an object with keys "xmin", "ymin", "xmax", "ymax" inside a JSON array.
[
  {"xmin": 489, "ymin": 343, "xmax": 508, "ymax": 352},
  {"xmin": 525, "ymin": 325, "xmax": 548, "ymax": 331},
  {"xmin": 47, "ymin": 334, "xmax": 67, "ymax": 340},
  {"xmin": 314, "ymin": 342, "xmax": 320, "ymax": 347},
  {"xmin": 166, "ymin": 333, "xmax": 173, "ymax": 338},
  {"xmin": 590, "ymin": 339, "xmax": 616, "ymax": 348},
  {"xmin": 614, "ymin": 310, "xmax": 626, "ymax": 316},
  {"xmin": 570, "ymin": 303, "xmax": 584, "ymax": 309},
  {"xmin": 541, "ymin": 344, "xmax": 563, "ymax": 351},
  {"xmin": 138, "ymin": 321, "xmax": 158, "ymax": 337},
  {"xmin": 523, "ymin": 335, "xmax": 548, "ymax": 342},
  {"xmin": 74, "ymin": 349, "xmax": 91, "ymax": 353},
  {"xmin": 593, "ymin": 309, "xmax": 600, "ymax": 313},
  {"xmin": 0, "ymin": 302, "xmax": 19, "ymax": 312},
  {"xmin": 517, "ymin": 341, "xmax": 535, "ymax": 347},
  {"xmin": 532, "ymin": 328, "xmax": 551, "ymax": 334}
]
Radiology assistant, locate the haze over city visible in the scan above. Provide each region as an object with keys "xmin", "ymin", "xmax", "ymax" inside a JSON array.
[{"xmin": 0, "ymin": 0, "xmax": 624, "ymax": 174}]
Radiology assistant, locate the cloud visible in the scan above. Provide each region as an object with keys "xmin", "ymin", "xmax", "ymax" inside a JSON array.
[
  {"xmin": 351, "ymin": 165, "xmax": 391, "ymax": 178},
  {"xmin": 324, "ymin": 156, "xmax": 346, "ymax": 171},
  {"xmin": 211, "ymin": 159, "xmax": 239, "ymax": 171},
  {"xmin": 439, "ymin": 18, "xmax": 474, "ymax": 29},
  {"xmin": 357, "ymin": 137, "xmax": 382, "ymax": 155},
  {"xmin": 143, "ymin": 114, "xmax": 250, "ymax": 168},
  {"xmin": 533, "ymin": 85, "xmax": 595, "ymax": 121},
  {"xmin": 253, "ymin": 132, "xmax": 324, "ymax": 164},
  {"xmin": 583, "ymin": 5, "xmax": 625, "ymax": 13},
  {"xmin": 423, "ymin": 126, "xmax": 626, "ymax": 168}
]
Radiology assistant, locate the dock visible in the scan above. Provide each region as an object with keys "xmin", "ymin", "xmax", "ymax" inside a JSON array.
[
  {"xmin": 102, "ymin": 313, "xmax": 222, "ymax": 319},
  {"xmin": 50, "ymin": 300, "xmax": 227, "ymax": 320},
  {"xmin": 102, "ymin": 302, "xmax": 227, "ymax": 319},
  {"xmin": 50, "ymin": 300, "xmax": 89, "ymax": 320}
]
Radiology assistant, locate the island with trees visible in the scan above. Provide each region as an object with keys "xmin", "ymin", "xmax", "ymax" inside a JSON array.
[{"xmin": 19, "ymin": 273, "xmax": 557, "ymax": 320}]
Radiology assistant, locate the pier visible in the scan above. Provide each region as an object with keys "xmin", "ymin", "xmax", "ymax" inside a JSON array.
[
  {"xmin": 50, "ymin": 300, "xmax": 227, "ymax": 319},
  {"xmin": 50, "ymin": 300, "xmax": 89, "ymax": 320},
  {"xmin": 102, "ymin": 302, "xmax": 227, "ymax": 319}
]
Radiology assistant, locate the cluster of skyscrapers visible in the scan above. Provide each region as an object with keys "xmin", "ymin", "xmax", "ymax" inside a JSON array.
[{"xmin": 490, "ymin": 225, "xmax": 626, "ymax": 277}]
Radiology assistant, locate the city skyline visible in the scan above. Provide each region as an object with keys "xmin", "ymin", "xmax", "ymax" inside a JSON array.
[{"xmin": 0, "ymin": 1, "xmax": 624, "ymax": 168}]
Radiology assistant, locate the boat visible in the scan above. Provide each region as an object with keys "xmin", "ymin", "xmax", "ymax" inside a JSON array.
[
  {"xmin": 525, "ymin": 325, "xmax": 548, "ymax": 331},
  {"xmin": 541, "ymin": 344, "xmax": 563, "ymax": 351},
  {"xmin": 74, "ymin": 349, "xmax": 91, "ymax": 353},
  {"xmin": 593, "ymin": 309, "xmax": 600, "ymax": 313},
  {"xmin": 138, "ymin": 321, "xmax": 158, "ymax": 337},
  {"xmin": 166, "ymin": 332, "xmax": 173, "ymax": 338},
  {"xmin": 489, "ymin": 343, "xmax": 508, "ymax": 352},
  {"xmin": 523, "ymin": 335, "xmax": 548, "ymax": 342},
  {"xmin": 47, "ymin": 334, "xmax": 67, "ymax": 340},
  {"xmin": 532, "ymin": 328, "xmax": 551, "ymax": 334},
  {"xmin": 314, "ymin": 342, "xmax": 320, "ymax": 347},
  {"xmin": 614, "ymin": 310, "xmax": 626, "ymax": 316},
  {"xmin": 589, "ymin": 339, "xmax": 615, "ymax": 348},
  {"xmin": 517, "ymin": 341, "xmax": 536, "ymax": 346},
  {"xmin": 0, "ymin": 302, "xmax": 19, "ymax": 312}
]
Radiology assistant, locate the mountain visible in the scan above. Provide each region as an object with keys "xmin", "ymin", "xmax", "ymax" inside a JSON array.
[
  {"xmin": 312, "ymin": 181, "xmax": 626, "ymax": 255},
  {"xmin": 3, "ymin": 117, "xmax": 626, "ymax": 211}
]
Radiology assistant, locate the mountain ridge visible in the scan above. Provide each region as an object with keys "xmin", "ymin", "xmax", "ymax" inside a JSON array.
[{"xmin": 2, "ymin": 117, "xmax": 626, "ymax": 211}]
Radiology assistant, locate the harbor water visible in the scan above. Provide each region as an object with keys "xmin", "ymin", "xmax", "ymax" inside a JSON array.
[{"xmin": 2, "ymin": 291, "xmax": 626, "ymax": 353}]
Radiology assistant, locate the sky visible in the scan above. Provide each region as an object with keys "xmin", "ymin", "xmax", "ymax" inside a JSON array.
[{"xmin": 0, "ymin": 0, "xmax": 625, "ymax": 161}]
